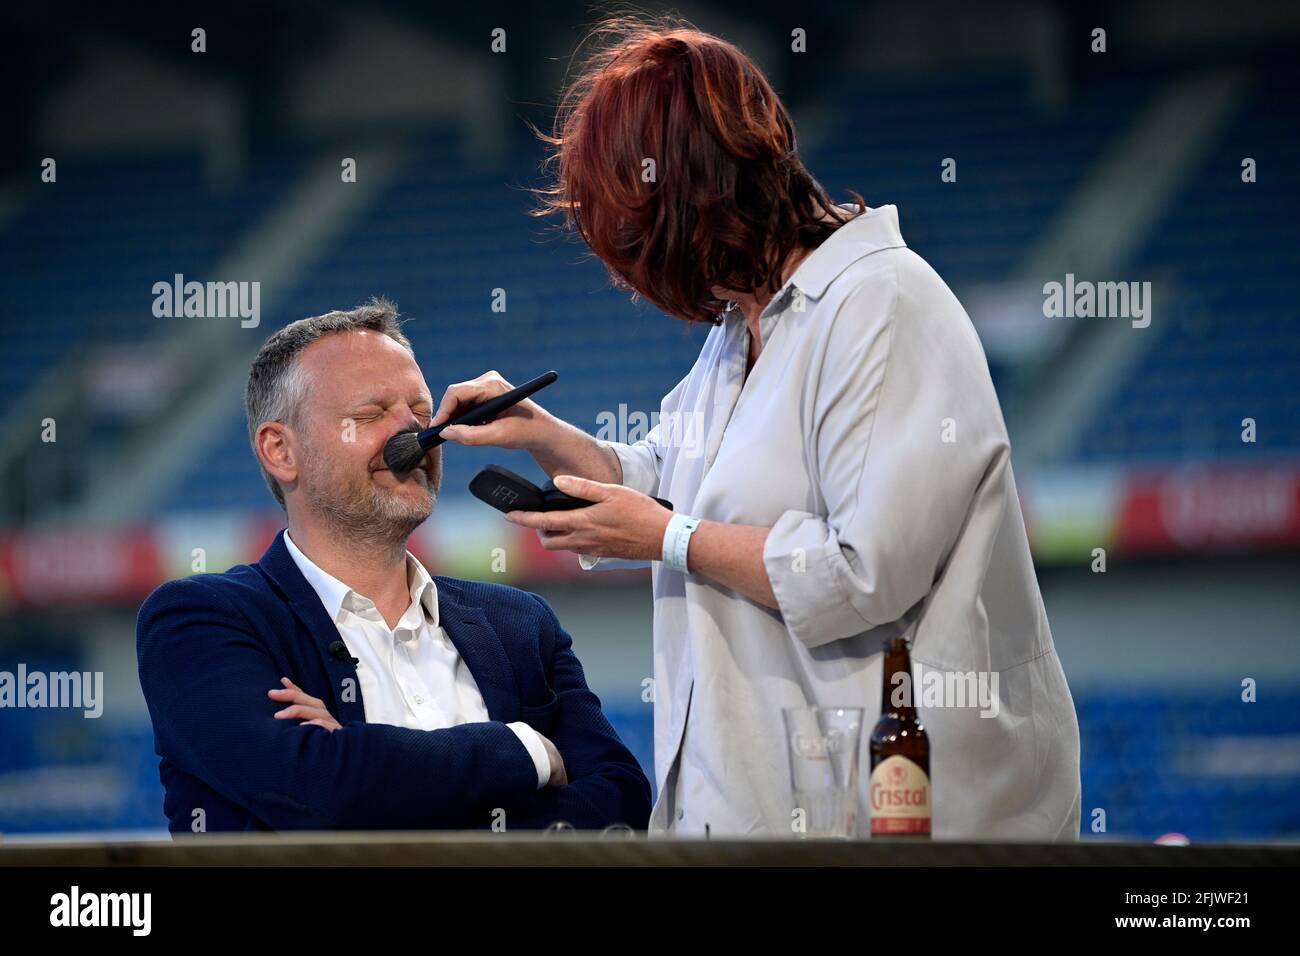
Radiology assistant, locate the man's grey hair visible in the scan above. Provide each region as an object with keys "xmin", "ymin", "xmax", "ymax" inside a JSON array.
[{"xmin": 245, "ymin": 297, "xmax": 413, "ymax": 509}]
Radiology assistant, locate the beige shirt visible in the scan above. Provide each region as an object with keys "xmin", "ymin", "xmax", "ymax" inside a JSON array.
[{"xmin": 584, "ymin": 205, "xmax": 1081, "ymax": 839}]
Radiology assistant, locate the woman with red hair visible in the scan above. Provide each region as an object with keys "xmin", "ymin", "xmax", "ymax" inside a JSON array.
[{"xmin": 432, "ymin": 17, "xmax": 1080, "ymax": 840}]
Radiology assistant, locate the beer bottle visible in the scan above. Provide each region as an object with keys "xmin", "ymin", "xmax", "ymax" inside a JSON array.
[{"xmin": 869, "ymin": 636, "xmax": 931, "ymax": 837}]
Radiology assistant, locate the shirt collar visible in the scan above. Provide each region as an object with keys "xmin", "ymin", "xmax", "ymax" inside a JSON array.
[
  {"xmin": 283, "ymin": 529, "xmax": 439, "ymax": 629},
  {"xmin": 405, "ymin": 550, "xmax": 440, "ymax": 628},
  {"xmin": 736, "ymin": 203, "xmax": 907, "ymax": 323}
]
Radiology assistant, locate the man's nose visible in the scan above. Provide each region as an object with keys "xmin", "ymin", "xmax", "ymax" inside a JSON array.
[{"xmin": 388, "ymin": 404, "xmax": 423, "ymax": 431}]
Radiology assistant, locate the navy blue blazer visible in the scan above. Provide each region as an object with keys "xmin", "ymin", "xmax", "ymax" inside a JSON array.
[{"xmin": 136, "ymin": 529, "xmax": 651, "ymax": 833}]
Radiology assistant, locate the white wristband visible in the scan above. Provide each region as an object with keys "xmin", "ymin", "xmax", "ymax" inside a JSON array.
[{"xmin": 661, "ymin": 514, "xmax": 701, "ymax": 573}]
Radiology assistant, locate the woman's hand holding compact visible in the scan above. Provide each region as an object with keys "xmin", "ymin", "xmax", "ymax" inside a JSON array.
[{"xmin": 504, "ymin": 475, "xmax": 673, "ymax": 561}]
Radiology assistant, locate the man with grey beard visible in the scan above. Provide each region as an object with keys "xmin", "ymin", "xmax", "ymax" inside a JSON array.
[{"xmin": 135, "ymin": 299, "xmax": 650, "ymax": 832}]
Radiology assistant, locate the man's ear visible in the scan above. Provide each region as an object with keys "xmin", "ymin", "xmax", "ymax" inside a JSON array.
[{"xmin": 256, "ymin": 420, "xmax": 299, "ymax": 489}]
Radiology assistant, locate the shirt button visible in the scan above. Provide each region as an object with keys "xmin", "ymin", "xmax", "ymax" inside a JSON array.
[{"xmin": 413, "ymin": 695, "xmax": 424, "ymax": 705}]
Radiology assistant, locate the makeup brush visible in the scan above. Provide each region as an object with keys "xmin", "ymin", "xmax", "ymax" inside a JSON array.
[{"xmin": 383, "ymin": 370, "xmax": 559, "ymax": 473}]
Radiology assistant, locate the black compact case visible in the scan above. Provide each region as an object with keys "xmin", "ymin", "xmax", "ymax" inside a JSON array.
[{"xmin": 469, "ymin": 464, "xmax": 673, "ymax": 513}]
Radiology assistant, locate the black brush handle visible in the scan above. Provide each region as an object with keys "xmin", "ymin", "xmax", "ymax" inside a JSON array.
[{"xmin": 418, "ymin": 370, "xmax": 558, "ymax": 450}]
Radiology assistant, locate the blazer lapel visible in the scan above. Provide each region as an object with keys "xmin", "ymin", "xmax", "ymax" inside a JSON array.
[
  {"xmin": 436, "ymin": 583, "xmax": 521, "ymax": 724},
  {"xmin": 255, "ymin": 529, "xmax": 367, "ymax": 724}
]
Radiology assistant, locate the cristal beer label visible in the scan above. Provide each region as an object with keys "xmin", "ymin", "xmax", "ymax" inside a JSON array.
[{"xmin": 869, "ymin": 755, "xmax": 931, "ymax": 835}]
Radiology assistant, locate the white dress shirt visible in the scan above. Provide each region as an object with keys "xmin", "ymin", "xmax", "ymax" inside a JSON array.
[
  {"xmin": 283, "ymin": 530, "xmax": 552, "ymax": 788},
  {"xmin": 582, "ymin": 205, "xmax": 1082, "ymax": 840}
]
